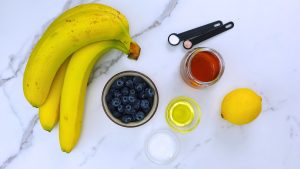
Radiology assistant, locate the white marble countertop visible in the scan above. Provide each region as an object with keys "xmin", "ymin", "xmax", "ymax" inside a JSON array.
[{"xmin": 1, "ymin": 0, "xmax": 300, "ymax": 168}]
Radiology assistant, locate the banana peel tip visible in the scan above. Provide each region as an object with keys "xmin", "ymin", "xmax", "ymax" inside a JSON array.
[{"xmin": 128, "ymin": 42, "xmax": 141, "ymax": 60}]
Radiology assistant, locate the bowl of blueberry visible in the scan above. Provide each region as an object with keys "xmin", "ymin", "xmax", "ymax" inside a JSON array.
[{"xmin": 102, "ymin": 71, "xmax": 159, "ymax": 127}]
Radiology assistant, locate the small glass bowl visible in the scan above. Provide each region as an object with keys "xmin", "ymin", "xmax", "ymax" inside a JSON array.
[
  {"xmin": 102, "ymin": 71, "xmax": 159, "ymax": 128},
  {"xmin": 165, "ymin": 96, "xmax": 202, "ymax": 133},
  {"xmin": 145, "ymin": 129, "xmax": 180, "ymax": 165}
]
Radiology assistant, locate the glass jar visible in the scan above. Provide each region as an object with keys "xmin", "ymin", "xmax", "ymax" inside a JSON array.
[{"xmin": 180, "ymin": 47, "xmax": 225, "ymax": 88}]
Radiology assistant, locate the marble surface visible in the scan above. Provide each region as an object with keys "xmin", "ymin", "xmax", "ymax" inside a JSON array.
[{"xmin": 0, "ymin": 0, "xmax": 300, "ymax": 168}]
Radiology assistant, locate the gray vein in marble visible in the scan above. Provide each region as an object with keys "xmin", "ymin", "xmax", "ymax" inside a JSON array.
[
  {"xmin": 193, "ymin": 143, "xmax": 201, "ymax": 149},
  {"xmin": 0, "ymin": 114, "xmax": 38, "ymax": 169},
  {"xmin": 190, "ymin": 138, "xmax": 213, "ymax": 153},
  {"xmin": 221, "ymin": 124, "xmax": 235, "ymax": 129},
  {"xmin": 0, "ymin": 77, "xmax": 14, "ymax": 87},
  {"xmin": 171, "ymin": 137, "xmax": 214, "ymax": 169},
  {"xmin": 287, "ymin": 115, "xmax": 300, "ymax": 139},
  {"xmin": 62, "ymin": 0, "xmax": 75, "ymax": 11},
  {"xmin": 204, "ymin": 137, "xmax": 212, "ymax": 144},
  {"xmin": 0, "ymin": 37, "xmax": 27, "ymax": 77},
  {"xmin": 0, "ymin": 32, "xmax": 44, "ymax": 169},
  {"xmin": 0, "ymin": 34, "xmax": 40, "ymax": 88},
  {"xmin": 0, "ymin": 4, "xmax": 61, "ymax": 88},
  {"xmin": 2, "ymin": 87, "xmax": 24, "ymax": 129},
  {"xmin": 0, "ymin": 0, "xmax": 72, "ymax": 87},
  {"xmin": 261, "ymin": 92, "xmax": 288, "ymax": 112},
  {"xmin": 289, "ymin": 116, "xmax": 300, "ymax": 128},
  {"xmin": 174, "ymin": 163, "xmax": 181, "ymax": 169},
  {"xmin": 89, "ymin": 0, "xmax": 179, "ymax": 83},
  {"xmin": 133, "ymin": 0, "xmax": 179, "ymax": 38},
  {"xmin": 0, "ymin": 53, "xmax": 25, "ymax": 87},
  {"xmin": 91, "ymin": 0, "xmax": 101, "ymax": 3},
  {"xmin": 134, "ymin": 150, "xmax": 143, "ymax": 160},
  {"xmin": 89, "ymin": 52, "xmax": 123, "ymax": 84},
  {"xmin": 174, "ymin": 162, "xmax": 187, "ymax": 169},
  {"xmin": 0, "ymin": 19, "xmax": 53, "ymax": 169},
  {"xmin": 263, "ymin": 99, "xmax": 287, "ymax": 112},
  {"xmin": 79, "ymin": 136, "xmax": 106, "ymax": 166}
]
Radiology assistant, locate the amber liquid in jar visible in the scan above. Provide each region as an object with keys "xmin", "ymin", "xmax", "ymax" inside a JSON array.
[{"xmin": 181, "ymin": 48, "xmax": 224, "ymax": 88}]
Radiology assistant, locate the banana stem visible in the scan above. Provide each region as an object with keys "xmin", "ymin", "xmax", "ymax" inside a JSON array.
[{"xmin": 128, "ymin": 42, "xmax": 141, "ymax": 60}]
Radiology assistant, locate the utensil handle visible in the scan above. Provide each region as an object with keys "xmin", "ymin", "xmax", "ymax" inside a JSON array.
[
  {"xmin": 177, "ymin": 20, "xmax": 223, "ymax": 40},
  {"xmin": 189, "ymin": 22, "xmax": 234, "ymax": 45}
]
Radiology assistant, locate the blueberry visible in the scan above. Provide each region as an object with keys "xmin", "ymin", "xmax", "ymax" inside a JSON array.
[
  {"xmin": 125, "ymin": 104, "xmax": 132, "ymax": 112},
  {"xmin": 113, "ymin": 90, "xmax": 122, "ymax": 98},
  {"xmin": 121, "ymin": 115, "xmax": 133, "ymax": 123},
  {"xmin": 135, "ymin": 111, "xmax": 145, "ymax": 121},
  {"xmin": 117, "ymin": 104, "xmax": 124, "ymax": 113},
  {"xmin": 112, "ymin": 110, "xmax": 122, "ymax": 118},
  {"xmin": 132, "ymin": 76, "xmax": 143, "ymax": 85},
  {"xmin": 117, "ymin": 78, "xmax": 124, "ymax": 85},
  {"xmin": 121, "ymin": 87, "xmax": 129, "ymax": 96},
  {"xmin": 129, "ymin": 89, "xmax": 136, "ymax": 95},
  {"xmin": 138, "ymin": 91, "xmax": 147, "ymax": 99},
  {"xmin": 125, "ymin": 79, "xmax": 134, "ymax": 88},
  {"xmin": 121, "ymin": 96, "xmax": 129, "ymax": 104},
  {"xmin": 145, "ymin": 88, "xmax": 154, "ymax": 98},
  {"xmin": 133, "ymin": 99, "xmax": 140, "ymax": 110},
  {"xmin": 140, "ymin": 99, "xmax": 150, "ymax": 110},
  {"xmin": 128, "ymin": 95, "xmax": 136, "ymax": 103},
  {"xmin": 112, "ymin": 78, "xmax": 124, "ymax": 89},
  {"xmin": 135, "ymin": 83, "xmax": 144, "ymax": 92},
  {"xmin": 111, "ymin": 98, "xmax": 121, "ymax": 107}
]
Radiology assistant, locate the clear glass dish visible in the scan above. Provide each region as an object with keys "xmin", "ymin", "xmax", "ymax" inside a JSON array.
[
  {"xmin": 145, "ymin": 129, "xmax": 180, "ymax": 165},
  {"xmin": 165, "ymin": 96, "xmax": 202, "ymax": 133}
]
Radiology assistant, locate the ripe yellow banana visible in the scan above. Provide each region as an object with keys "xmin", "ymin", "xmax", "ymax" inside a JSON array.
[
  {"xmin": 59, "ymin": 41, "xmax": 126, "ymax": 153},
  {"xmin": 38, "ymin": 58, "xmax": 70, "ymax": 132},
  {"xmin": 33, "ymin": 3, "xmax": 130, "ymax": 58},
  {"xmin": 37, "ymin": 5, "xmax": 132, "ymax": 132},
  {"xmin": 23, "ymin": 8, "xmax": 140, "ymax": 107},
  {"xmin": 50, "ymin": 3, "xmax": 129, "ymax": 31}
]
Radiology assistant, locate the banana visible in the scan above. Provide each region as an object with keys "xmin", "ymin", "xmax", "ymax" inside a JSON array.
[
  {"xmin": 59, "ymin": 41, "xmax": 125, "ymax": 153},
  {"xmin": 38, "ymin": 5, "xmax": 132, "ymax": 131},
  {"xmin": 33, "ymin": 3, "xmax": 130, "ymax": 58},
  {"xmin": 23, "ymin": 8, "xmax": 140, "ymax": 107},
  {"xmin": 38, "ymin": 58, "xmax": 70, "ymax": 132},
  {"xmin": 49, "ymin": 4, "xmax": 129, "ymax": 31}
]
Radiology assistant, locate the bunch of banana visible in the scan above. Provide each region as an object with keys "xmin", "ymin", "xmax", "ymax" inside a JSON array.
[{"xmin": 23, "ymin": 3, "xmax": 140, "ymax": 153}]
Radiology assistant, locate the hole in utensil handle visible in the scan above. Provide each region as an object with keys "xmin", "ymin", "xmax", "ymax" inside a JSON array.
[{"xmin": 225, "ymin": 22, "xmax": 234, "ymax": 29}]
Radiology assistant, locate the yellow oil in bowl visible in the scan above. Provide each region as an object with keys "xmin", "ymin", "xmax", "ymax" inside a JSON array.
[
  {"xmin": 166, "ymin": 96, "xmax": 201, "ymax": 133},
  {"xmin": 168, "ymin": 101, "xmax": 194, "ymax": 127}
]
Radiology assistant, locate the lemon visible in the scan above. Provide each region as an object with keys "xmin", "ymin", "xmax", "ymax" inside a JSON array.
[{"xmin": 221, "ymin": 88, "xmax": 262, "ymax": 125}]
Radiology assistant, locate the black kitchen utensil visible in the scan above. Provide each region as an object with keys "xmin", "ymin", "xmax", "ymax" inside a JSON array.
[
  {"xmin": 183, "ymin": 22, "xmax": 234, "ymax": 49},
  {"xmin": 168, "ymin": 20, "xmax": 223, "ymax": 46}
]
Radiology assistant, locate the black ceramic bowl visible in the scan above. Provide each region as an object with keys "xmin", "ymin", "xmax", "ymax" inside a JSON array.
[{"xmin": 102, "ymin": 71, "xmax": 159, "ymax": 127}]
